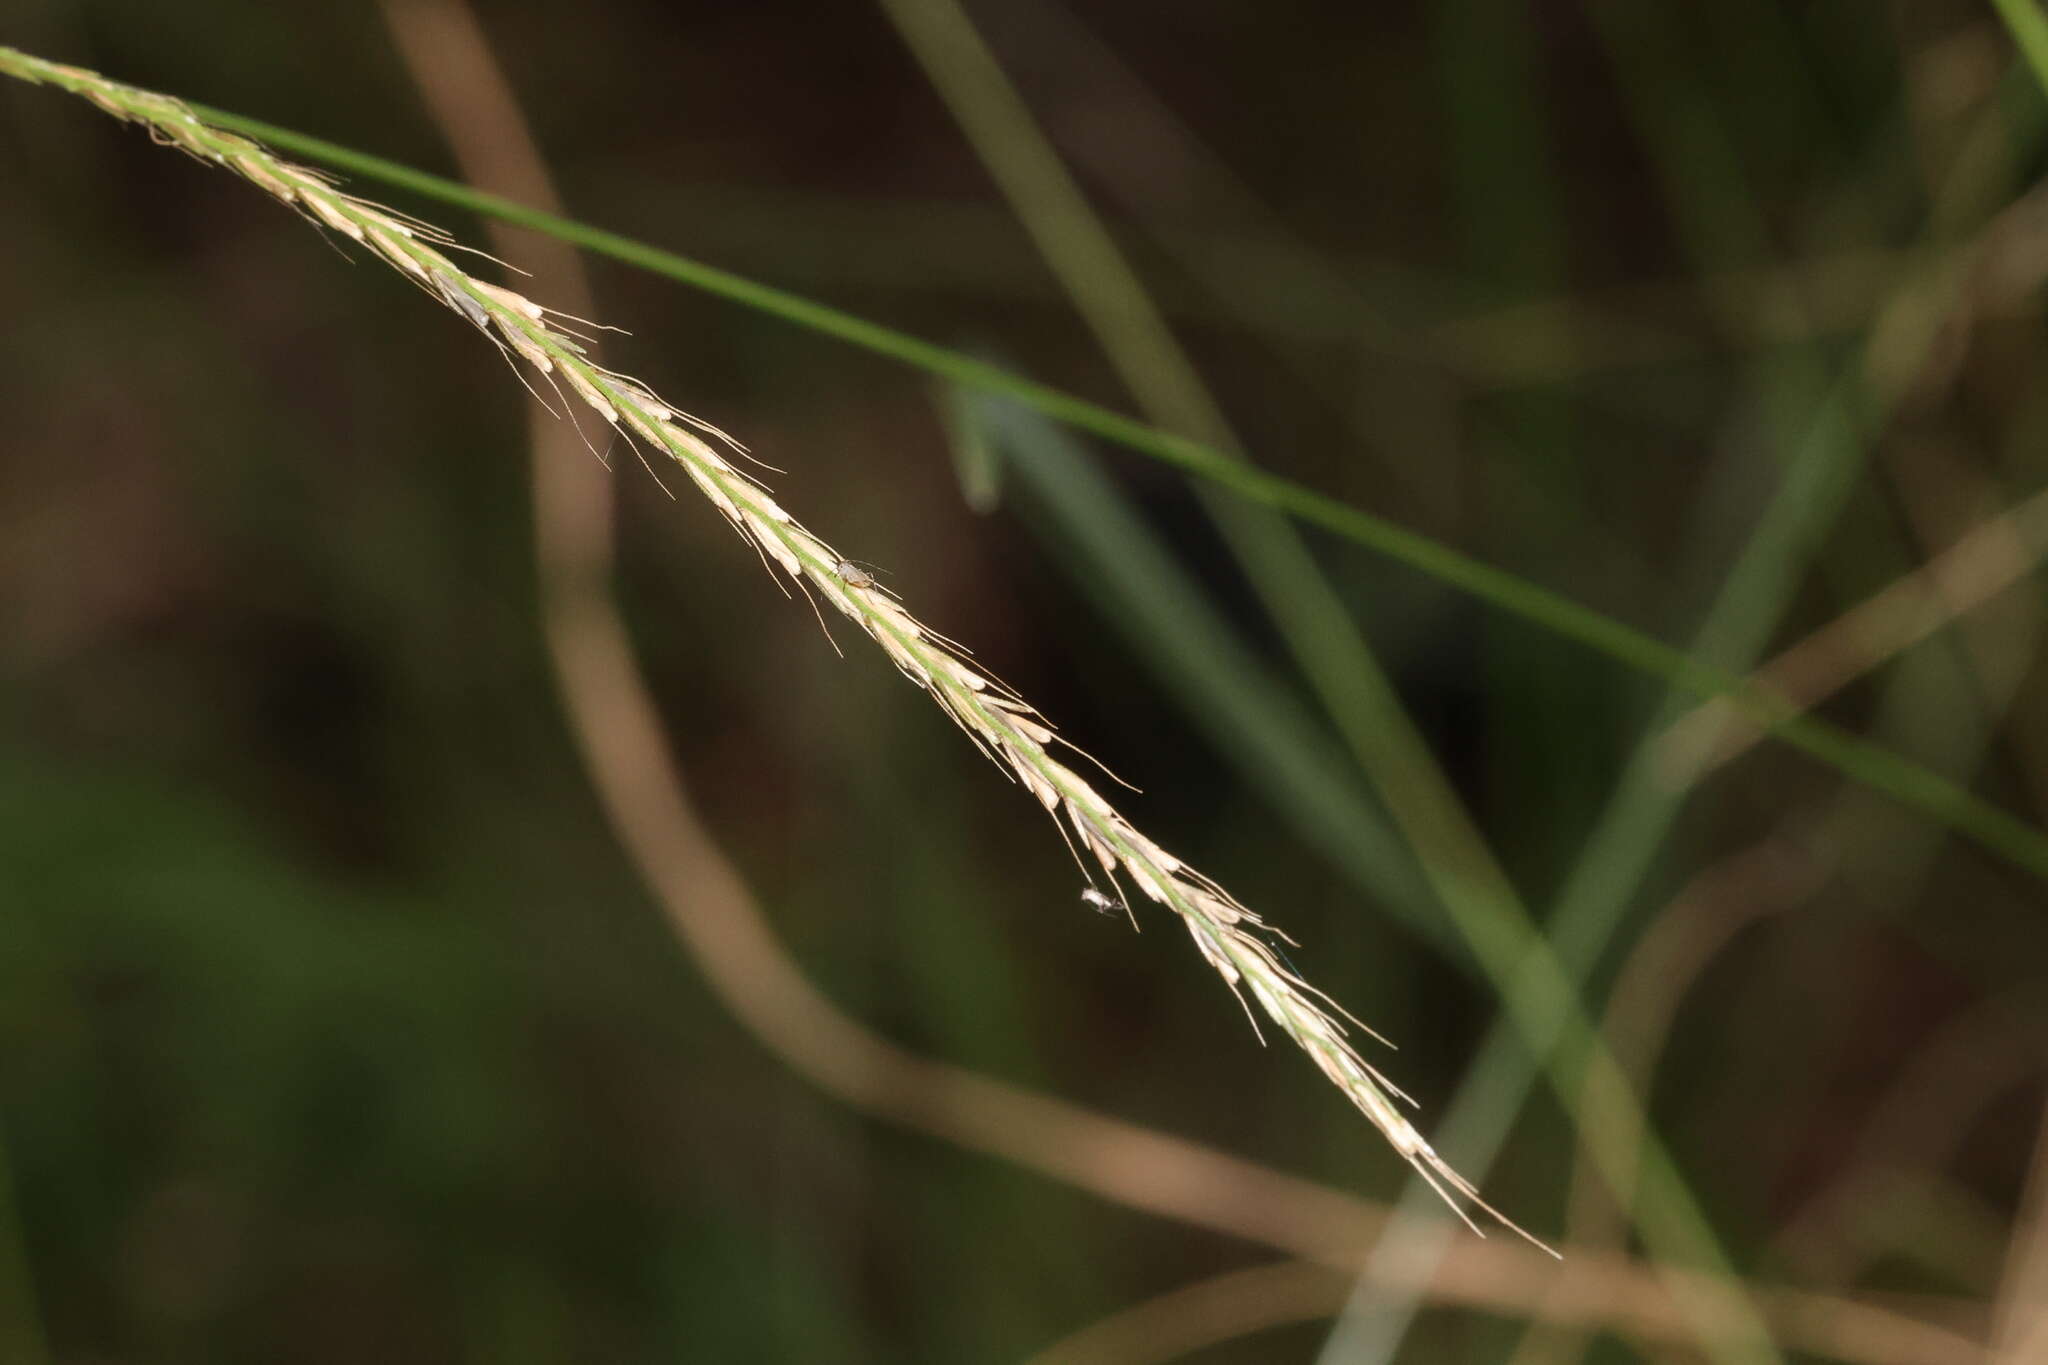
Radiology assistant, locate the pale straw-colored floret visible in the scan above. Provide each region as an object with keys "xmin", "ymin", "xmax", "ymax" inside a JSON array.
[{"xmin": 0, "ymin": 46, "xmax": 1551, "ymax": 1254}]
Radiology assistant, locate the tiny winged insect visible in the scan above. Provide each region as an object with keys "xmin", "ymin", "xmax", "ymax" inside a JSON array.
[
  {"xmin": 1081, "ymin": 885, "xmax": 1139, "ymax": 931},
  {"xmin": 833, "ymin": 559, "xmax": 887, "ymax": 591},
  {"xmin": 1080, "ymin": 887, "xmax": 1122, "ymax": 915},
  {"xmin": 432, "ymin": 272, "xmax": 492, "ymax": 331}
]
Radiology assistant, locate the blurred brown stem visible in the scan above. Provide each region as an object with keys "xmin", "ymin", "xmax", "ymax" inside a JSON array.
[
  {"xmin": 1758, "ymin": 986, "xmax": 2048, "ymax": 1308},
  {"xmin": 1502, "ymin": 830, "xmax": 1834, "ymax": 1365},
  {"xmin": 1990, "ymin": 1100, "xmax": 2048, "ymax": 1362},
  {"xmin": 1023, "ymin": 1261, "xmax": 1355, "ymax": 1365}
]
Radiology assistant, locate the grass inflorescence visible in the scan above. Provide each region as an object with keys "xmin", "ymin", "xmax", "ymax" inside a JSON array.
[{"xmin": 0, "ymin": 45, "xmax": 1550, "ymax": 1252}]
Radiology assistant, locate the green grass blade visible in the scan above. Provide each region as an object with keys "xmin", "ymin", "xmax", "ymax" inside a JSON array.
[
  {"xmin": 153, "ymin": 106, "xmax": 2048, "ymax": 881},
  {"xmin": 1992, "ymin": 0, "xmax": 2048, "ymax": 97},
  {"xmin": 1, "ymin": 49, "xmax": 2039, "ymax": 881}
]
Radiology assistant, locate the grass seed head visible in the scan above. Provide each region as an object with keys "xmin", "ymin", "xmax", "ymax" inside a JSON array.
[{"xmin": 0, "ymin": 44, "xmax": 1549, "ymax": 1253}]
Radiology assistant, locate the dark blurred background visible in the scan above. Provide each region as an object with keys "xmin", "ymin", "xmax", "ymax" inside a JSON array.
[{"xmin": 4, "ymin": 1, "xmax": 2047, "ymax": 1361}]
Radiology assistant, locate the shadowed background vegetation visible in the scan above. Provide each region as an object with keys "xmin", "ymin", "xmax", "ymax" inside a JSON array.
[{"xmin": 4, "ymin": 1, "xmax": 2048, "ymax": 1361}]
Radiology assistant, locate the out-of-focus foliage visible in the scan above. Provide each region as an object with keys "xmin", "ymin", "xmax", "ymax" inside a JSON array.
[{"xmin": 4, "ymin": 2, "xmax": 2046, "ymax": 1361}]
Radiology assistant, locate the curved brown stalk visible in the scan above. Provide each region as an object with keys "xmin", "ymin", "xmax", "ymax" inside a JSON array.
[
  {"xmin": 1991, "ymin": 1103, "xmax": 2048, "ymax": 1362},
  {"xmin": 1022, "ymin": 1255, "xmax": 1985, "ymax": 1365},
  {"xmin": 1500, "ymin": 831, "xmax": 1834, "ymax": 1365},
  {"xmin": 1770, "ymin": 995, "xmax": 2048, "ymax": 1289},
  {"xmin": 1569, "ymin": 834, "xmax": 1833, "ymax": 1248},
  {"xmin": 1023, "ymin": 1261, "xmax": 1353, "ymax": 1365}
]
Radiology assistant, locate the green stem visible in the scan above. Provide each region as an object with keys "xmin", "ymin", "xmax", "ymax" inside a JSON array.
[
  {"xmin": 2, "ymin": 47, "xmax": 2044, "ymax": 884},
  {"xmin": 1992, "ymin": 0, "xmax": 2048, "ymax": 95},
  {"xmin": 183, "ymin": 106, "xmax": 2048, "ymax": 879}
]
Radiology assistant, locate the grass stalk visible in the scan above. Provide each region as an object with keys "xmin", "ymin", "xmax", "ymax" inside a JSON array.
[
  {"xmin": 0, "ymin": 54, "xmax": 2021, "ymax": 881},
  {"xmin": 0, "ymin": 45, "xmax": 1556, "ymax": 1248}
]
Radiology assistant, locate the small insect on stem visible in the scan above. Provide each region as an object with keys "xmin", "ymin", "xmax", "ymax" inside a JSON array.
[
  {"xmin": 834, "ymin": 559, "xmax": 878, "ymax": 590},
  {"xmin": 432, "ymin": 272, "xmax": 492, "ymax": 332},
  {"xmin": 1080, "ymin": 887, "xmax": 1122, "ymax": 915},
  {"xmin": 1081, "ymin": 885, "xmax": 1140, "ymax": 932}
]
